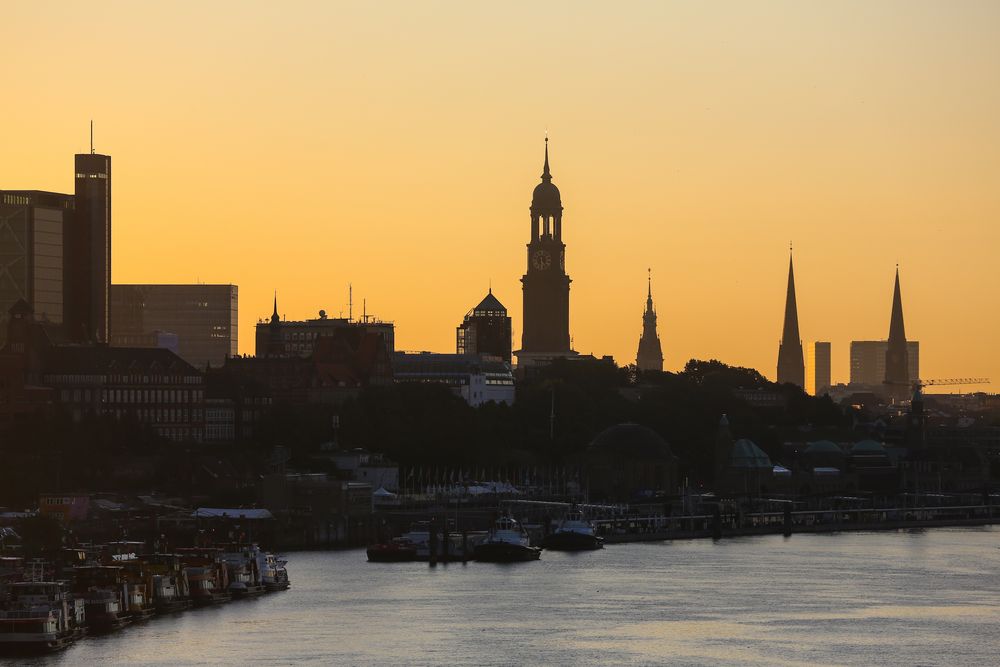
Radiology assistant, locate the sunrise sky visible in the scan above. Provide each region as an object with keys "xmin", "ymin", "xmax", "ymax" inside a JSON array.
[{"xmin": 3, "ymin": 1, "xmax": 998, "ymax": 390}]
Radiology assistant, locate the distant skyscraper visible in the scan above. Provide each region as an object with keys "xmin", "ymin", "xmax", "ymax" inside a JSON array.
[
  {"xmin": 515, "ymin": 137, "xmax": 575, "ymax": 368},
  {"xmin": 0, "ymin": 190, "xmax": 73, "ymax": 342},
  {"xmin": 776, "ymin": 250, "xmax": 805, "ymax": 387},
  {"xmin": 850, "ymin": 340, "xmax": 919, "ymax": 388},
  {"xmin": 65, "ymin": 151, "xmax": 111, "ymax": 342},
  {"xmin": 636, "ymin": 270, "xmax": 663, "ymax": 371},
  {"xmin": 456, "ymin": 289, "xmax": 512, "ymax": 363},
  {"xmin": 110, "ymin": 284, "xmax": 238, "ymax": 368},
  {"xmin": 813, "ymin": 341, "xmax": 831, "ymax": 395},
  {"xmin": 885, "ymin": 267, "xmax": 909, "ymax": 402}
]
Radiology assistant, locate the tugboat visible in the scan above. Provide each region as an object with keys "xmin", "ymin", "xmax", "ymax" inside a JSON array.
[
  {"xmin": 473, "ymin": 515, "xmax": 541, "ymax": 562},
  {"xmin": 0, "ymin": 580, "xmax": 86, "ymax": 654},
  {"xmin": 366, "ymin": 538, "xmax": 418, "ymax": 563},
  {"xmin": 541, "ymin": 507, "xmax": 605, "ymax": 551}
]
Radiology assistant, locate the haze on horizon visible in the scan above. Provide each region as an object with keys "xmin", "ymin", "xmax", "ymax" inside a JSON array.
[{"xmin": 2, "ymin": 1, "xmax": 998, "ymax": 390}]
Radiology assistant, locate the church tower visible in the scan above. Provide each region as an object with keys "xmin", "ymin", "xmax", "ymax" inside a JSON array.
[
  {"xmin": 776, "ymin": 248, "xmax": 805, "ymax": 387},
  {"xmin": 636, "ymin": 269, "xmax": 663, "ymax": 371},
  {"xmin": 515, "ymin": 138, "xmax": 575, "ymax": 367},
  {"xmin": 885, "ymin": 267, "xmax": 910, "ymax": 402}
]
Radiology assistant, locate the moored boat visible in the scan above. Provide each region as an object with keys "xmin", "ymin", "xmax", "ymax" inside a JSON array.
[
  {"xmin": 0, "ymin": 581, "xmax": 85, "ymax": 654},
  {"xmin": 367, "ymin": 538, "xmax": 418, "ymax": 563},
  {"xmin": 473, "ymin": 515, "xmax": 541, "ymax": 563},
  {"xmin": 541, "ymin": 507, "xmax": 605, "ymax": 551}
]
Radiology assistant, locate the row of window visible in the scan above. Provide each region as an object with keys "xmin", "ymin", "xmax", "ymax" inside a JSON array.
[{"xmin": 108, "ymin": 408, "xmax": 202, "ymax": 423}]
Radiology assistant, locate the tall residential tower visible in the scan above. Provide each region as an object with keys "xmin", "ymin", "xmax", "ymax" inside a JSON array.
[{"xmin": 65, "ymin": 150, "xmax": 111, "ymax": 342}]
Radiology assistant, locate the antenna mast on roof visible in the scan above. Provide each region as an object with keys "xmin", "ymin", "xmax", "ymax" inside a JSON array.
[
  {"xmin": 349, "ymin": 283, "xmax": 353, "ymax": 322},
  {"xmin": 90, "ymin": 120, "xmax": 94, "ymax": 154}
]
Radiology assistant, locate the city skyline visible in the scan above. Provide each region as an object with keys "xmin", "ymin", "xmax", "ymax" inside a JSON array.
[{"xmin": 2, "ymin": 2, "xmax": 997, "ymax": 389}]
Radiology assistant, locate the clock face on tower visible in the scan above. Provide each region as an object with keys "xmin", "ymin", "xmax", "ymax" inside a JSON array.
[{"xmin": 532, "ymin": 249, "xmax": 552, "ymax": 271}]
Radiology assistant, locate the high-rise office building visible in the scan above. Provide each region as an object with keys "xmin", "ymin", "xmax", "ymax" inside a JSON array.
[
  {"xmin": 850, "ymin": 340, "xmax": 919, "ymax": 387},
  {"xmin": 813, "ymin": 341, "xmax": 831, "ymax": 396},
  {"xmin": 65, "ymin": 152, "xmax": 111, "ymax": 342},
  {"xmin": 456, "ymin": 289, "xmax": 512, "ymax": 363},
  {"xmin": 776, "ymin": 250, "xmax": 805, "ymax": 388},
  {"xmin": 110, "ymin": 284, "xmax": 238, "ymax": 368},
  {"xmin": 636, "ymin": 270, "xmax": 664, "ymax": 371},
  {"xmin": 515, "ymin": 138, "xmax": 576, "ymax": 368},
  {"xmin": 0, "ymin": 190, "xmax": 73, "ymax": 343}
]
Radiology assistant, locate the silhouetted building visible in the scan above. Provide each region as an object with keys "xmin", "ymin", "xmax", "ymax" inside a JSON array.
[
  {"xmin": 776, "ymin": 250, "xmax": 804, "ymax": 387},
  {"xmin": 515, "ymin": 138, "xmax": 576, "ymax": 368},
  {"xmin": 65, "ymin": 152, "xmax": 111, "ymax": 343},
  {"xmin": 813, "ymin": 341, "xmax": 831, "ymax": 395},
  {"xmin": 2, "ymin": 300, "xmax": 204, "ymax": 442},
  {"xmin": 456, "ymin": 289, "xmax": 512, "ymax": 363},
  {"xmin": 256, "ymin": 297, "xmax": 394, "ymax": 360},
  {"xmin": 885, "ymin": 268, "xmax": 909, "ymax": 402},
  {"xmin": 850, "ymin": 340, "xmax": 919, "ymax": 389},
  {"xmin": 635, "ymin": 270, "xmax": 663, "ymax": 371},
  {"xmin": 0, "ymin": 191, "xmax": 73, "ymax": 343},
  {"xmin": 110, "ymin": 284, "xmax": 238, "ymax": 367},
  {"xmin": 393, "ymin": 352, "xmax": 515, "ymax": 406}
]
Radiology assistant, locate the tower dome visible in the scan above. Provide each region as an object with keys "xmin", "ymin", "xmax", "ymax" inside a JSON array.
[{"xmin": 531, "ymin": 138, "xmax": 562, "ymax": 211}]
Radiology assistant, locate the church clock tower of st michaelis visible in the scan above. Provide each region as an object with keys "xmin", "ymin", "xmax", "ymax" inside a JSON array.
[{"xmin": 515, "ymin": 138, "xmax": 577, "ymax": 368}]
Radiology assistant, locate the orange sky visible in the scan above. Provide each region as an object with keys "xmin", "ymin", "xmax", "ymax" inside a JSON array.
[{"xmin": 2, "ymin": 2, "xmax": 998, "ymax": 391}]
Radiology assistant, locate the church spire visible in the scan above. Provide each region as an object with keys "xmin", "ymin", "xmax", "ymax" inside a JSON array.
[
  {"xmin": 541, "ymin": 135, "xmax": 552, "ymax": 182},
  {"xmin": 271, "ymin": 292, "xmax": 280, "ymax": 325},
  {"xmin": 636, "ymin": 269, "xmax": 663, "ymax": 371},
  {"xmin": 776, "ymin": 247, "xmax": 805, "ymax": 387},
  {"xmin": 885, "ymin": 266, "xmax": 910, "ymax": 401}
]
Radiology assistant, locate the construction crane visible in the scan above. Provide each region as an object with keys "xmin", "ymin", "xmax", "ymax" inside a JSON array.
[{"xmin": 913, "ymin": 378, "xmax": 990, "ymax": 393}]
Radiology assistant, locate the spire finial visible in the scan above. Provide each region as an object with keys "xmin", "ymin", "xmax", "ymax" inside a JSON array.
[{"xmin": 647, "ymin": 268, "xmax": 652, "ymax": 298}]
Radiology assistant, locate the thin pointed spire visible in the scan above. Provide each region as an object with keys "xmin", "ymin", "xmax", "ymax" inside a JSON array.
[
  {"xmin": 777, "ymin": 247, "xmax": 805, "ymax": 387},
  {"xmin": 541, "ymin": 135, "xmax": 551, "ymax": 181},
  {"xmin": 647, "ymin": 268, "xmax": 652, "ymax": 299},
  {"xmin": 271, "ymin": 291, "xmax": 280, "ymax": 324},
  {"xmin": 888, "ymin": 266, "xmax": 906, "ymax": 342}
]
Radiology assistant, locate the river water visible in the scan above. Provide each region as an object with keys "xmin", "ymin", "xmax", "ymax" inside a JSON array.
[{"xmin": 17, "ymin": 527, "xmax": 1000, "ymax": 666}]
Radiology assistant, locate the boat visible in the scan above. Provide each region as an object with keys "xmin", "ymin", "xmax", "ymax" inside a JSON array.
[
  {"xmin": 140, "ymin": 554, "xmax": 192, "ymax": 613},
  {"xmin": 73, "ymin": 566, "xmax": 132, "ymax": 633},
  {"xmin": 261, "ymin": 553, "xmax": 290, "ymax": 592},
  {"xmin": 541, "ymin": 507, "xmax": 605, "ymax": 551},
  {"xmin": 366, "ymin": 538, "xmax": 418, "ymax": 562},
  {"xmin": 218, "ymin": 544, "xmax": 268, "ymax": 598},
  {"xmin": 177, "ymin": 549, "xmax": 232, "ymax": 606},
  {"xmin": 0, "ymin": 581, "xmax": 85, "ymax": 654},
  {"xmin": 473, "ymin": 515, "xmax": 541, "ymax": 562}
]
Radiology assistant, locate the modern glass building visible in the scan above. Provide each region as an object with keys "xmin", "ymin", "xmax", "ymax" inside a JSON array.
[
  {"xmin": 0, "ymin": 190, "xmax": 73, "ymax": 344},
  {"xmin": 850, "ymin": 340, "xmax": 919, "ymax": 387},
  {"xmin": 110, "ymin": 284, "xmax": 238, "ymax": 368}
]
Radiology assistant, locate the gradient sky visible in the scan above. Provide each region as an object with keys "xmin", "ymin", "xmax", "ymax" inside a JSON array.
[{"xmin": 3, "ymin": 1, "xmax": 998, "ymax": 390}]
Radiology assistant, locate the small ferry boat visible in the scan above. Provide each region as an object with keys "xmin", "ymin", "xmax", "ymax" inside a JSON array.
[
  {"xmin": 367, "ymin": 538, "xmax": 418, "ymax": 562},
  {"xmin": 219, "ymin": 544, "xmax": 268, "ymax": 598},
  {"xmin": 141, "ymin": 554, "xmax": 192, "ymax": 613},
  {"xmin": 260, "ymin": 553, "xmax": 290, "ymax": 592},
  {"xmin": 542, "ymin": 507, "xmax": 605, "ymax": 551},
  {"xmin": 177, "ymin": 549, "xmax": 232, "ymax": 605},
  {"xmin": 473, "ymin": 515, "xmax": 541, "ymax": 563},
  {"xmin": 0, "ymin": 581, "xmax": 85, "ymax": 654}
]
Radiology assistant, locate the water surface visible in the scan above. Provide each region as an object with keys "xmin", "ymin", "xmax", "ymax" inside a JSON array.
[{"xmin": 23, "ymin": 527, "xmax": 1000, "ymax": 666}]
